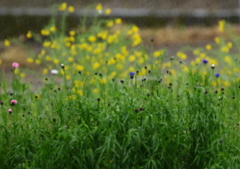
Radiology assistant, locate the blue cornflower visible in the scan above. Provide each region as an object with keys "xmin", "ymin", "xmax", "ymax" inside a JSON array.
[
  {"xmin": 202, "ymin": 59, "xmax": 208, "ymax": 64},
  {"xmin": 215, "ymin": 73, "xmax": 220, "ymax": 78},
  {"xmin": 129, "ymin": 72, "xmax": 135, "ymax": 79}
]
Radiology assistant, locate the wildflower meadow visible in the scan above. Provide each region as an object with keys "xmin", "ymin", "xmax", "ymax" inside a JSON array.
[{"xmin": 0, "ymin": 3, "xmax": 240, "ymax": 169}]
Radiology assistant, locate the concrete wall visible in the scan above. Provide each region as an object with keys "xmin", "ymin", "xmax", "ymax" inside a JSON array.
[{"xmin": 0, "ymin": 0, "xmax": 238, "ymax": 10}]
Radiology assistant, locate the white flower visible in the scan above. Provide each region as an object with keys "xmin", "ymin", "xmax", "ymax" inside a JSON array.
[{"xmin": 51, "ymin": 69, "xmax": 59, "ymax": 74}]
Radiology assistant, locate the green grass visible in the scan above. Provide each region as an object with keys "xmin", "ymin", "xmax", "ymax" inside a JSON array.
[{"xmin": 0, "ymin": 3, "xmax": 240, "ymax": 169}]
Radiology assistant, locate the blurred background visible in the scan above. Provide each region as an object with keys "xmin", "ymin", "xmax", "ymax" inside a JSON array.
[
  {"xmin": 0, "ymin": 0, "xmax": 239, "ymax": 39},
  {"xmin": 0, "ymin": 0, "xmax": 240, "ymax": 83}
]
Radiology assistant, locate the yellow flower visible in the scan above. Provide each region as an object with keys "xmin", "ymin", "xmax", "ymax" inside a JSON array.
[
  {"xmin": 107, "ymin": 35, "xmax": 115, "ymax": 44},
  {"xmin": 115, "ymin": 18, "xmax": 122, "ymax": 24},
  {"xmin": 169, "ymin": 69, "xmax": 176, "ymax": 76},
  {"xmin": 95, "ymin": 3, "xmax": 102, "ymax": 13},
  {"xmin": 93, "ymin": 62, "xmax": 100, "ymax": 69},
  {"xmin": 215, "ymin": 37, "xmax": 220, "ymax": 44},
  {"xmin": 93, "ymin": 88, "xmax": 99, "ymax": 93},
  {"xmin": 50, "ymin": 26, "xmax": 56, "ymax": 32},
  {"xmin": 66, "ymin": 75, "xmax": 71, "ymax": 80},
  {"xmin": 97, "ymin": 31, "xmax": 108, "ymax": 40},
  {"xmin": 227, "ymin": 71, "xmax": 233, "ymax": 75},
  {"xmin": 132, "ymin": 25, "xmax": 139, "ymax": 33},
  {"xmin": 227, "ymin": 42, "xmax": 232, "ymax": 48},
  {"xmin": 195, "ymin": 57, "xmax": 201, "ymax": 64},
  {"xmin": 137, "ymin": 58, "xmax": 144, "ymax": 65},
  {"xmin": 108, "ymin": 58, "xmax": 116, "ymax": 65},
  {"xmin": 162, "ymin": 62, "xmax": 172, "ymax": 69},
  {"xmin": 58, "ymin": 2, "xmax": 67, "ymax": 11},
  {"xmin": 68, "ymin": 57, "xmax": 74, "ymax": 62},
  {"xmin": 193, "ymin": 49, "xmax": 200, "ymax": 55},
  {"xmin": 129, "ymin": 55, "xmax": 135, "ymax": 62},
  {"xmin": 86, "ymin": 46, "xmax": 93, "ymax": 51},
  {"xmin": 205, "ymin": 44, "xmax": 212, "ymax": 50},
  {"xmin": 65, "ymin": 42, "xmax": 71, "ymax": 47},
  {"xmin": 191, "ymin": 61, "xmax": 196, "ymax": 66},
  {"xmin": 35, "ymin": 59, "xmax": 41, "ymax": 65},
  {"xmin": 221, "ymin": 46, "xmax": 229, "ymax": 53},
  {"xmin": 108, "ymin": 71, "xmax": 116, "ymax": 79},
  {"xmin": 41, "ymin": 29, "xmax": 50, "ymax": 36},
  {"xmin": 218, "ymin": 20, "xmax": 225, "ymax": 32},
  {"xmin": 105, "ymin": 8, "xmax": 111, "ymax": 15},
  {"xmin": 20, "ymin": 73, "xmax": 26, "ymax": 78},
  {"xmin": 128, "ymin": 66, "xmax": 135, "ymax": 72},
  {"xmin": 88, "ymin": 36, "xmax": 96, "ymax": 43},
  {"xmin": 101, "ymin": 77, "xmax": 107, "ymax": 84},
  {"xmin": 0, "ymin": 59, "xmax": 2, "ymax": 65},
  {"xmin": 93, "ymin": 48, "xmax": 101, "ymax": 55},
  {"xmin": 181, "ymin": 66, "xmax": 189, "ymax": 72},
  {"xmin": 53, "ymin": 59, "xmax": 59, "ymax": 64},
  {"xmin": 68, "ymin": 6, "xmax": 75, "ymax": 13},
  {"xmin": 43, "ymin": 41, "xmax": 51, "ymax": 47},
  {"xmin": 131, "ymin": 33, "xmax": 142, "ymax": 46},
  {"xmin": 211, "ymin": 81, "xmax": 217, "ymax": 87},
  {"xmin": 14, "ymin": 69, "xmax": 19, "ymax": 74},
  {"xmin": 27, "ymin": 58, "xmax": 33, "ymax": 63},
  {"xmin": 26, "ymin": 31, "xmax": 32, "ymax": 38},
  {"xmin": 45, "ymin": 56, "xmax": 52, "ymax": 61},
  {"xmin": 77, "ymin": 90, "xmax": 83, "ymax": 96},
  {"xmin": 75, "ymin": 65, "xmax": 84, "ymax": 71},
  {"xmin": 224, "ymin": 56, "xmax": 232, "ymax": 64},
  {"xmin": 222, "ymin": 80, "xmax": 230, "ymax": 87},
  {"xmin": 42, "ymin": 68, "xmax": 48, "ymax": 74},
  {"xmin": 69, "ymin": 30, "xmax": 75, "ymax": 36},
  {"xmin": 4, "ymin": 39, "xmax": 10, "ymax": 46},
  {"xmin": 106, "ymin": 21, "xmax": 114, "ymax": 27},
  {"xmin": 115, "ymin": 53, "xmax": 123, "ymax": 60},
  {"xmin": 67, "ymin": 95, "xmax": 77, "ymax": 100},
  {"xmin": 177, "ymin": 52, "xmax": 187, "ymax": 60},
  {"xmin": 200, "ymin": 53, "xmax": 206, "ymax": 58},
  {"xmin": 40, "ymin": 49, "xmax": 46, "ymax": 55},
  {"xmin": 153, "ymin": 51, "xmax": 161, "ymax": 57},
  {"xmin": 139, "ymin": 68, "xmax": 147, "ymax": 76},
  {"xmin": 116, "ymin": 63, "xmax": 123, "ymax": 70}
]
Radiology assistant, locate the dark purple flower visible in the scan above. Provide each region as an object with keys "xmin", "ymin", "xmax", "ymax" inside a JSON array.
[
  {"xmin": 202, "ymin": 59, "xmax": 208, "ymax": 64},
  {"xmin": 129, "ymin": 72, "xmax": 135, "ymax": 76},
  {"xmin": 215, "ymin": 73, "xmax": 220, "ymax": 78},
  {"xmin": 129, "ymin": 72, "xmax": 135, "ymax": 79}
]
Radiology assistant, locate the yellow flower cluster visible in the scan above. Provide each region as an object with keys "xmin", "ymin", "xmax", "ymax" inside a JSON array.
[
  {"xmin": 58, "ymin": 2, "xmax": 75, "ymax": 13},
  {"xmin": 128, "ymin": 25, "xmax": 142, "ymax": 47},
  {"xmin": 177, "ymin": 52, "xmax": 187, "ymax": 60},
  {"xmin": 218, "ymin": 20, "xmax": 225, "ymax": 32}
]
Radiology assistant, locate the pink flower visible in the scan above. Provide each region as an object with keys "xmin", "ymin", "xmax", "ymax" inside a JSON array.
[
  {"xmin": 8, "ymin": 109, "xmax": 12, "ymax": 114},
  {"xmin": 10, "ymin": 100, "xmax": 17, "ymax": 105},
  {"xmin": 12, "ymin": 62, "xmax": 19, "ymax": 68}
]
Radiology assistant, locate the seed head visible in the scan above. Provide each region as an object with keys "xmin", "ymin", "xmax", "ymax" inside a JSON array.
[
  {"xmin": 61, "ymin": 63, "xmax": 65, "ymax": 69},
  {"xmin": 211, "ymin": 64, "xmax": 215, "ymax": 69}
]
